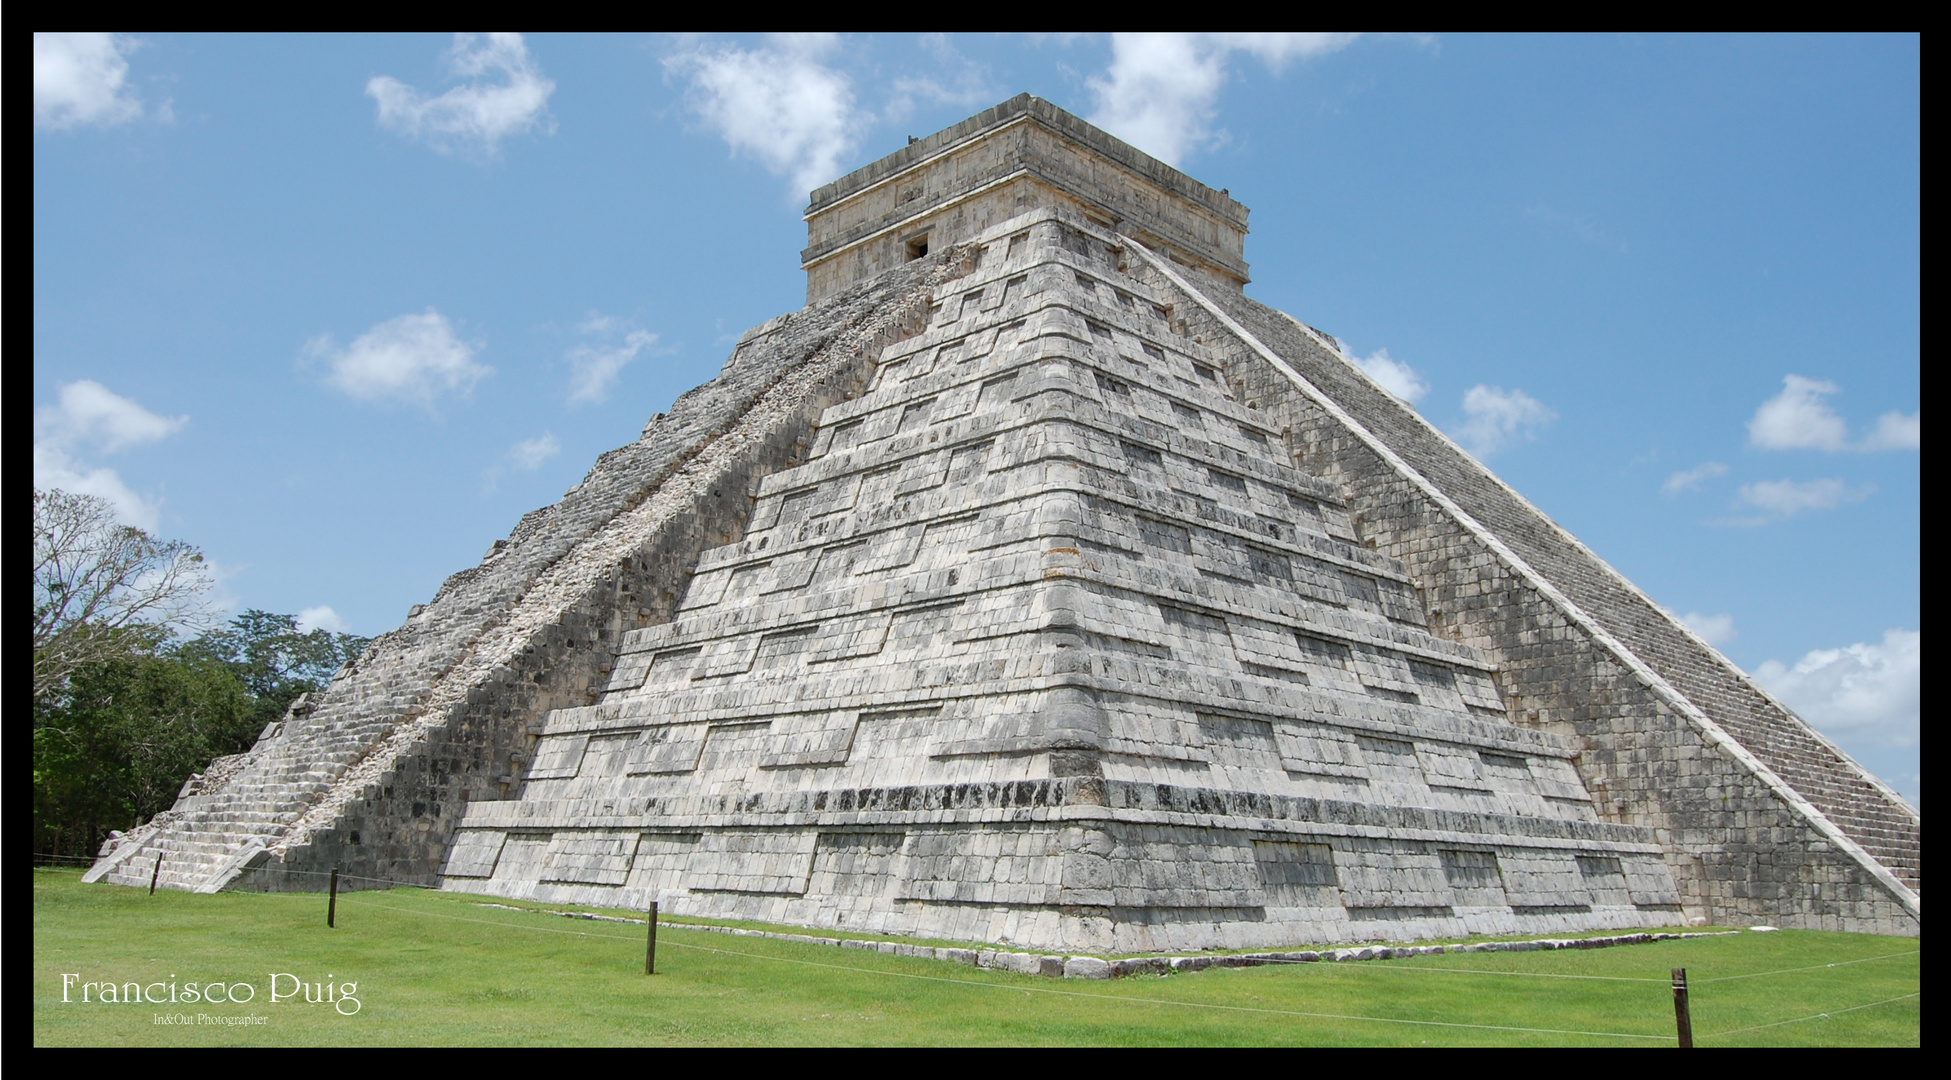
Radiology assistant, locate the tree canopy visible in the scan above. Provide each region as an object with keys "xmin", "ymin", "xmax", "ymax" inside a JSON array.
[
  {"xmin": 31, "ymin": 488, "xmax": 373, "ymax": 861},
  {"xmin": 33, "ymin": 488, "xmax": 213, "ymax": 701},
  {"xmin": 180, "ymin": 609, "xmax": 370, "ymax": 729},
  {"xmin": 34, "ymin": 609, "xmax": 371, "ymax": 861}
]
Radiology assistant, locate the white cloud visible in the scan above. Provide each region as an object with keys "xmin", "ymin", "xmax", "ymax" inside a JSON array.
[
  {"xmin": 34, "ymin": 33, "xmax": 145, "ymax": 130},
  {"xmin": 667, "ymin": 34, "xmax": 863, "ymax": 198},
  {"xmin": 33, "ymin": 380, "xmax": 189, "ymax": 531},
  {"xmin": 1754, "ymin": 630, "xmax": 1918, "ymax": 749},
  {"xmin": 308, "ymin": 309, "xmax": 490, "ymax": 406},
  {"xmin": 1662, "ymin": 461, "xmax": 1729, "ymax": 495},
  {"xmin": 481, "ymin": 432, "xmax": 562, "ymax": 493},
  {"xmin": 1452, "ymin": 385, "xmax": 1555, "ymax": 458},
  {"xmin": 36, "ymin": 379, "xmax": 187, "ymax": 452},
  {"xmin": 1087, "ymin": 33, "xmax": 1359, "ymax": 165},
  {"xmin": 507, "ymin": 434, "xmax": 561, "ymax": 471},
  {"xmin": 1733, "ymin": 477, "xmax": 1873, "ymax": 521},
  {"xmin": 567, "ymin": 326, "xmax": 659, "ymax": 406},
  {"xmin": 33, "ymin": 445, "xmax": 162, "ymax": 532},
  {"xmin": 296, "ymin": 605, "xmax": 351, "ymax": 634},
  {"xmin": 1679, "ymin": 611, "xmax": 1737, "ymax": 646},
  {"xmin": 1748, "ymin": 374, "xmax": 1848, "ymax": 451},
  {"xmin": 1747, "ymin": 375, "xmax": 1920, "ymax": 452},
  {"xmin": 1861, "ymin": 410, "xmax": 1921, "ymax": 451},
  {"xmin": 368, "ymin": 33, "xmax": 556, "ymax": 157},
  {"xmin": 1345, "ymin": 346, "xmax": 1428, "ymax": 404},
  {"xmin": 886, "ymin": 35, "xmax": 995, "ymax": 123}
]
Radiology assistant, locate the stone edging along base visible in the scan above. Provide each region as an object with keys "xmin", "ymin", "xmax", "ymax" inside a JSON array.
[{"xmin": 474, "ymin": 904, "xmax": 1738, "ymax": 980}]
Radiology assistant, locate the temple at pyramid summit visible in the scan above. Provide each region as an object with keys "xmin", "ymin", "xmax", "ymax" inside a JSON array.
[{"xmin": 90, "ymin": 95, "xmax": 1919, "ymax": 948}]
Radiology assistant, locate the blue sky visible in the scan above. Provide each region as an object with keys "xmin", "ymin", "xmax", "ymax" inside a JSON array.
[{"xmin": 33, "ymin": 33, "xmax": 1918, "ymax": 801}]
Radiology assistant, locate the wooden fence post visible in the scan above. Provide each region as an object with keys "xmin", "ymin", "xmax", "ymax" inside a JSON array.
[
  {"xmin": 149, "ymin": 852, "xmax": 164, "ymax": 895},
  {"xmin": 645, "ymin": 901, "xmax": 658, "ymax": 975},
  {"xmin": 328, "ymin": 866, "xmax": 340, "ymax": 928},
  {"xmin": 1671, "ymin": 968, "xmax": 1693, "ymax": 1048}
]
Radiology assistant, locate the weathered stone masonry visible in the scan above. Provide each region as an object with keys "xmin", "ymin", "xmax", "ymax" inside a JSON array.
[
  {"xmin": 93, "ymin": 95, "xmax": 1916, "ymax": 946},
  {"xmin": 87, "ymin": 248, "xmax": 976, "ymax": 894},
  {"xmin": 437, "ymin": 209, "xmax": 1682, "ymax": 953},
  {"xmin": 1127, "ymin": 251, "xmax": 1918, "ymax": 933}
]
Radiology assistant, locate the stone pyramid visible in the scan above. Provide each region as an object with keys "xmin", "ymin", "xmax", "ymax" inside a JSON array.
[{"xmin": 91, "ymin": 95, "xmax": 1918, "ymax": 948}]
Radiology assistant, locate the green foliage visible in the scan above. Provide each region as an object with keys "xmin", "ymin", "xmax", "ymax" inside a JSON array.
[
  {"xmin": 32, "ymin": 611, "xmax": 370, "ymax": 861},
  {"xmin": 33, "ymin": 652, "xmax": 254, "ymax": 860},
  {"xmin": 179, "ymin": 610, "xmax": 370, "ymax": 730}
]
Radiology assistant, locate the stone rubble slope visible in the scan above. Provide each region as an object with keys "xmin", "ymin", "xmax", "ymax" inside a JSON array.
[
  {"xmin": 1211, "ymin": 284, "xmax": 1917, "ymax": 896},
  {"xmin": 1120, "ymin": 243, "xmax": 1916, "ymax": 930}
]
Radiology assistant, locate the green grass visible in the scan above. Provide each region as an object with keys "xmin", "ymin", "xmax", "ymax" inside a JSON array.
[{"xmin": 33, "ymin": 868, "xmax": 1919, "ymax": 1046}]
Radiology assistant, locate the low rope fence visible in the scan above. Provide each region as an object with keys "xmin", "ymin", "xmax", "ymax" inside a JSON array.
[{"xmin": 38, "ymin": 858, "xmax": 1919, "ymax": 1044}]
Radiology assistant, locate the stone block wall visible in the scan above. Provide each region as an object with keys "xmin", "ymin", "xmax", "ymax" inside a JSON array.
[
  {"xmin": 1121, "ymin": 243, "xmax": 1918, "ymax": 933},
  {"xmin": 803, "ymin": 94, "xmax": 1250, "ymax": 302},
  {"xmin": 90, "ymin": 244, "xmax": 978, "ymax": 895},
  {"xmin": 431, "ymin": 210, "xmax": 1685, "ymax": 954},
  {"xmin": 90, "ymin": 84, "xmax": 1917, "ymax": 946}
]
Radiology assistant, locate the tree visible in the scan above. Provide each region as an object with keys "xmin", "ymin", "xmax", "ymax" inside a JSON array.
[
  {"xmin": 33, "ymin": 649, "xmax": 254, "ymax": 859},
  {"xmin": 181, "ymin": 610, "xmax": 370, "ymax": 730},
  {"xmin": 32, "ymin": 611, "xmax": 370, "ymax": 861},
  {"xmin": 33, "ymin": 488, "xmax": 213, "ymax": 702},
  {"xmin": 30, "ymin": 491, "xmax": 372, "ymax": 861}
]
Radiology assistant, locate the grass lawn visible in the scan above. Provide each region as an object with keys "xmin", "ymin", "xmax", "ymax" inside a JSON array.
[{"xmin": 33, "ymin": 867, "xmax": 1919, "ymax": 1046}]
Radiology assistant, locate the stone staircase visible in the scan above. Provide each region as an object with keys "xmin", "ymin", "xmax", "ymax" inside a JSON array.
[
  {"xmin": 87, "ymin": 708, "xmax": 396, "ymax": 892},
  {"xmin": 87, "ymin": 247, "xmax": 971, "ymax": 895}
]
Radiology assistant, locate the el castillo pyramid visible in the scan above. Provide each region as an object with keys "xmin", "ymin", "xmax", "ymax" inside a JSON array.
[{"xmin": 91, "ymin": 96, "xmax": 1919, "ymax": 948}]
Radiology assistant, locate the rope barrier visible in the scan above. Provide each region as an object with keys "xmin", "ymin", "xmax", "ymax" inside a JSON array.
[
  {"xmin": 49, "ymin": 857, "xmax": 1922, "ymax": 988},
  {"xmin": 1228, "ymin": 957, "xmax": 1665, "ymax": 981},
  {"xmin": 328, "ymin": 893, "xmax": 1675, "ymax": 1042},
  {"xmin": 332, "ymin": 894, "xmax": 644, "ymax": 939},
  {"xmin": 335, "ymin": 885, "xmax": 1919, "ymax": 1037},
  {"xmin": 1692, "ymin": 951, "xmax": 1921, "ymax": 984},
  {"xmin": 44, "ymin": 858, "xmax": 1922, "ymax": 1044},
  {"xmin": 1292, "ymin": 946, "xmax": 1921, "ymax": 986},
  {"xmin": 654, "ymin": 938, "xmax": 1678, "ymax": 1041},
  {"xmin": 453, "ymin": 900, "xmax": 1916, "ymax": 992},
  {"xmin": 1696, "ymin": 993, "xmax": 1921, "ymax": 1040},
  {"xmin": 40, "ymin": 859, "xmax": 1642, "ymax": 971},
  {"xmin": 332, "ymin": 894, "xmax": 1924, "ymax": 1044}
]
